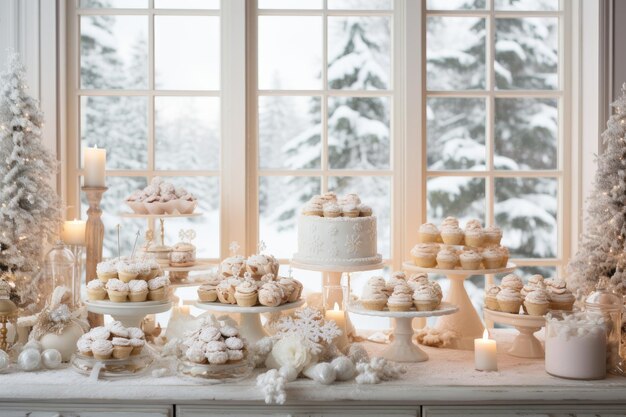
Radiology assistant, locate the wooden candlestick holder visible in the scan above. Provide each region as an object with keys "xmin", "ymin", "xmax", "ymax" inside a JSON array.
[{"xmin": 82, "ymin": 186, "xmax": 108, "ymax": 327}]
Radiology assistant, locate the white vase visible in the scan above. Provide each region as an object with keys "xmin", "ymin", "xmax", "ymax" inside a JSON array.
[{"xmin": 38, "ymin": 321, "xmax": 84, "ymax": 362}]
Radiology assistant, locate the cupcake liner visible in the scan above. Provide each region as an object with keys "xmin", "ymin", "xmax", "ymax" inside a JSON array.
[
  {"xmin": 148, "ymin": 287, "xmax": 167, "ymax": 301},
  {"xmin": 498, "ymin": 299, "xmax": 521, "ymax": 314},
  {"xmin": 235, "ymin": 292, "xmax": 258, "ymax": 307},
  {"xmin": 118, "ymin": 271, "xmax": 139, "ymax": 283},
  {"xmin": 129, "ymin": 291, "xmax": 148, "ymax": 302},
  {"xmin": 412, "ymin": 255, "xmax": 437, "ymax": 268},
  {"xmin": 525, "ymin": 302, "xmax": 549, "ymax": 316},
  {"xmin": 362, "ymin": 300, "xmax": 386, "ymax": 311},
  {"xmin": 107, "ymin": 290, "xmax": 128, "ymax": 302},
  {"xmin": 112, "ymin": 345, "xmax": 133, "ymax": 360}
]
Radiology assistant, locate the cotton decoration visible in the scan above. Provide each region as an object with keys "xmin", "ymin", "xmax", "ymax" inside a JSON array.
[
  {"xmin": 18, "ymin": 348, "xmax": 41, "ymax": 371},
  {"xmin": 256, "ymin": 369, "xmax": 287, "ymax": 405},
  {"xmin": 0, "ymin": 349, "xmax": 9, "ymax": 371},
  {"xmin": 278, "ymin": 365, "xmax": 298, "ymax": 383},
  {"xmin": 331, "ymin": 356, "xmax": 357, "ymax": 381},
  {"xmin": 355, "ymin": 357, "xmax": 406, "ymax": 384},
  {"xmin": 302, "ymin": 362, "xmax": 337, "ymax": 385},
  {"xmin": 265, "ymin": 334, "xmax": 316, "ymax": 373},
  {"xmin": 40, "ymin": 349, "xmax": 62, "ymax": 369}
]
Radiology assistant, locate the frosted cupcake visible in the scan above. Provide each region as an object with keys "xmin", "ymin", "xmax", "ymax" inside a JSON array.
[
  {"xmin": 481, "ymin": 247, "xmax": 503, "ymax": 269},
  {"xmin": 496, "ymin": 287, "xmax": 522, "ymax": 314},
  {"xmin": 547, "ymin": 279, "xmax": 575, "ymax": 311},
  {"xmin": 430, "ymin": 280, "xmax": 443, "ymax": 303},
  {"xmin": 139, "ymin": 257, "xmax": 161, "ymax": 280},
  {"xmin": 464, "ymin": 219, "xmax": 484, "ymax": 247},
  {"xmin": 484, "ymin": 225, "xmax": 503, "ymax": 246},
  {"xmin": 302, "ymin": 202, "xmax": 323, "ymax": 216},
  {"xmin": 91, "ymin": 339, "xmax": 113, "ymax": 360},
  {"xmin": 217, "ymin": 277, "xmax": 240, "ymax": 304},
  {"xmin": 485, "ymin": 285, "xmax": 501, "ymax": 311},
  {"xmin": 147, "ymin": 276, "xmax": 170, "ymax": 301},
  {"xmin": 235, "ymin": 280, "xmax": 259, "ymax": 307},
  {"xmin": 521, "ymin": 274, "xmax": 545, "ymax": 298},
  {"xmin": 106, "ymin": 279, "xmax": 129, "ymax": 302},
  {"xmin": 501, "ymin": 274, "xmax": 524, "ymax": 292},
  {"xmin": 411, "ymin": 243, "xmax": 439, "ymax": 268},
  {"xmin": 87, "ymin": 280, "xmax": 106, "ymax": 301},
  {"xmin": 170, "ymin": 242, "xmax": 196, "ymax": 267},
  {"xmin": 278, "ymin": 277, "xmax": 302, "ymax": 303},
  {"xmin": 130, "ymin": 338, "xmax": 145, "ymax": 356},
  {"xmin": 524, "ymin": 288, "xmax": 550, "ymax": 316},
  {"xmin": 111, "ymin": 337, "xmax": 133, "ymax": 359},
  {"xmin": 497, "ymin": 246, "xmax": 509, "ymax": 268},
  {"xmin": 96, "ymin": 259, "xmax": 118, "ymax": 282},
  {"xmin": 440, "ymin": 225, "xmax": 463, "ymax": 245},
  {"xmin": 358, "ymin": 204, "xmax": 373, "ymax": 217},
  {"xmin": 118, "ymin": 261, "xmax": 150, "ymax": 283},
  {"xmin": 385, "ymin": 271, "xmax": 407, "ymax": 296},
  {"xmin": 342, "ymin": 204, "xmax": 360, "ymax": 218},
  {"xmin": 128, "ymin": 279, "xmax": 149, "ymax": 302},
  {"xmin": 436, "ymin": 247, "xmax": 459, "ymax": 269},
  {"xmin": 413, "ymin": 285, "xmax": 439, "ymax": 311},
  {"xmin": 258, "ymin": 282, "xmax": 284, "ymax": 307},
  {"xmin": 197, "ymin": 274, "xmax": 221, "ymax": 302},
  {"xmin": 387, "ymin": 283, "xmax": 413, "ymax": 312},
  {"xmin": 323, "ymin": 202, "xmax": 342, "ymax": 218},
  {"xmin": 459, "ymin": 250, "xmax": 482, "ymax": 270},
  {"xmin": 361, "ymin": 280, "xmax": 388, "ymax": 311},
  {"xmin": 406, "ymin": 272, "xmax": 429, "ymax": 290},
  {"xmin": 246, "ymin": 254, "xmax": 280, "ymax": 278},
  {"xmin": 220, "ymin": 255, "xmax": 246, "ymax": 277},
  {"xmin": 418, "ymin": 223, "xmax": 440, "ymax": 244},
  {"xmin": 76, "ymin": 336, "xmax": 92, "ymax": 357}
]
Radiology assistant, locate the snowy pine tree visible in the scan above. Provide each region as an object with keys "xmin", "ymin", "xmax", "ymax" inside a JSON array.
[
  {"xmin": 568, "ymin": 85, "xmax": 626, "ymax": 297},
  {"xmin": 0, "ymin": 53, "xmax": 61, "ymax": 309}
]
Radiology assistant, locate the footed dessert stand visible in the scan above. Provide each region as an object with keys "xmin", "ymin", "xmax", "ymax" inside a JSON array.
[
  {"xmin": 484, "ymin": 308, "xmax": 546, "ymax": 359},
  {"xmin": 84, "ymin": 299, "xmax": 173, "ymax": 328},
  {"xmin": 195, "ymin": 299, "xmax": 305, "ymax": 343},
  {"xmin": 347, "ymin": 301, "xmax": 458, "ymax": 362},
  {"xmin": 402, "ymin": 262, "xmax": 516, "ymax": 350}
]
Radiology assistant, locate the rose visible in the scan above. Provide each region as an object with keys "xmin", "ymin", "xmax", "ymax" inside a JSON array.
[{"xmin": 265, "ymin": 335, "xmax": 316, "ymax": 373}]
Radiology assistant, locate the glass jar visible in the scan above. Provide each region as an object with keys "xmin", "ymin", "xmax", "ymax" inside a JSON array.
[
  {"xmin": 585, "ymin": 286, "xmax": 623, "ymax": 374},
  {"xmin": 545, "ymin": 311, "xmax": 607, "ymax": 380},
  {"xmin": 45, "ymin": 241, "xmax": 77, "ymax": 307}
]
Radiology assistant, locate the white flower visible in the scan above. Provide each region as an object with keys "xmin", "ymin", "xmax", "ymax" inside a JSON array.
[{"xmin": 265, "ymin": 335, "xmax": 316, "ymax": 373}]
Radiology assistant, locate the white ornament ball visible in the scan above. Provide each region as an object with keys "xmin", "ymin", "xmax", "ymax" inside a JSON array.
[
  {"xmin": 18, "ymin": 348, "xmax": 41, "ymax": 371},
  {"xmin": 41, "ymin": 349, "xmax": 62, "ymax": 369},
  {"xmin": 0, "ymin": 350, "xmax": 10, "ymax": 371},
  {"xmin": 302, "ymin": 362, "xmax": 337, "ymax": 385},
  {"xmin": 331, "ymin": 356, "xmax": 357, "ymax": 381},
  {"xmin": 39, "ymin": 321, "xmax": 84, "ymax": 362},
  {"xmin": 23, "ymin": 340, "xmax": 43, "ymax": 352}
]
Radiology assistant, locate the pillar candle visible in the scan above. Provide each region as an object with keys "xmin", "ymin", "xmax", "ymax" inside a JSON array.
[
  {"xmin": 84, "ymin": 146, "xmax": 106, "ymax": 187},
  {"xmin": 61, "ymin": 219, "xmax": 86, "ymax": 246},
  {"xmin": 325, "ymin": 302, "xmax": 349, "ymax": 351},
  {"xmin": 475, "ymin": 329, "xmax": 497, "ymax": 371}
]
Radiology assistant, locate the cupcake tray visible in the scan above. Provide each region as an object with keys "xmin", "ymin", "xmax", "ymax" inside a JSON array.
[
  {"xmin": 347, "ymin": 301, "xmax": 459, "ymax": 363},
  {"xmin": 71, "ymin": 351, "xmax": 154, "ymax": 378},
  {"xmin": 483, "ymin": 308, "xmax": 546, "ymax": 359},
  {"xmin": 402, "ymin": 261, "xmax": 516, "ymax": 351},
  {"xmin": 84, "ymin": 299, "xmax": 173, "ymax": 328},
  {"xmin": 194, "ymin": 299, "xmax": 305, "ymax": 343}
]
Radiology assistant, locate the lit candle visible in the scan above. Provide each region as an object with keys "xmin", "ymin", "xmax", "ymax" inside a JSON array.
[
  {"xmin": 83, "ymin": 145, "xmax": 106, "ymax": 187},
  {"xmin": 325, "ymin": 302, "xmax": 349, "ymax": 350},
  {"xmin": 475, "ymin": 329, "xmax": 498, "ymax": 371},
  {"xmin": 61, "ymin": 219, "xmax": 86, "ymax": 246}
]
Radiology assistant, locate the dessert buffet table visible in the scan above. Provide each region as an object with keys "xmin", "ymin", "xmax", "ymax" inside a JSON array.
[{"xmin": 1, "ymin": 332, "xmax": 626, "ymax": 416}]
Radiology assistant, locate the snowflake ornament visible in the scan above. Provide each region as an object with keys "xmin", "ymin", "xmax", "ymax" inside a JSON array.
[
  {"xmin": 229, "ymin": 241, "xmax": 241, "ymax": 256},
  {"xmin": 272, "ymin": 307, "xmax": 342, "ymax": 355}
]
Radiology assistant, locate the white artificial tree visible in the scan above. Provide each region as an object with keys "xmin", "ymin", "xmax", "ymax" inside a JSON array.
[
  {"xmin": 568, "ymin": 84, "xmax": 626, "ymax": 297},
  {"xmin": 0, "ymin": 53, "xmax": 61, "ymax": 310}
]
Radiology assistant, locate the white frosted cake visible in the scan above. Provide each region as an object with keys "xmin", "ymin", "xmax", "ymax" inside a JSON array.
[{"xmin": 292, "ymin": 193, "xmax": 382, "ymax": 267}]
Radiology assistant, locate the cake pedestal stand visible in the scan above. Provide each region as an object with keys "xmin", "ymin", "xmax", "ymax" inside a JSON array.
[
  {"xmin": 483, "ymin": 308, "xmax": 546, "ymax": 359},
  {"xmin": 402, "ymin": 262, "xmax": 516, "ymax": 350},
  {"xmin": 118, "ymin": 212, "xmax": 203, "ymax": 246},
  {"xmin": 347, "ymin": 301, "xmax": 458, "ymax": 362},
  {"xmin": 194, "ymin": 299, "xmax": 305, "ymax": 343},
  {"xmin": 84, "ymin": 300, "xmax": 173, "ymax": 328}
]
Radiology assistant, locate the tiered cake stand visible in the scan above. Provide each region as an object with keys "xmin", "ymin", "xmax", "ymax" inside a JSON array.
[
  {"xmin": 195, "ymin": 299, "xmax": 305, "ymax": 343},
  {"xmin": 84, "ymin": 299, "xmax": 173, "ymax": 328},
  {"xmin": 484, "ymin": 308, "xmax": 546, "ymax": 358},
  {"xmin": 347, "ymin": 301, "xmax": 458, "ymax": 362},
  {"xmin": 402, "ymin": 261, "xmax": 516, "ymax": 350}
]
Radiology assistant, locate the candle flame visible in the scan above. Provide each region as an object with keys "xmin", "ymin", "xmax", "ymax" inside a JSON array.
[
  {"xmin": 333, "ymin": 302, "xmax": 340, "ymax": 311},
  {"xmin": 483, "ymin": 329, "xmax": 489, "ymax": 340}
]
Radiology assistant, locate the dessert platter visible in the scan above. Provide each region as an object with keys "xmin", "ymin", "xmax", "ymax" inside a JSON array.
[
  {"xmin": 403, "ymin": 217, "xmax": 515, "ymax": 350},
  {"xmin": 483, "ymin": 274, "xmax": 575, "ymax": 358},
  {"xmin": 346, "ymin": 272, "xmax": 458, "ymax": 362}
]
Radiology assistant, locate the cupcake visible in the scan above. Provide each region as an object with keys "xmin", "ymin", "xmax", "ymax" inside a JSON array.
[
  {"xmin": 524, "ymin": 288, "xmax": 550, "ymax": 316},
  {"xmin": 430, "ymin": 280, "xmax": 443, "ymax": 303},
  {"xmin": 91, "ymin": 339, "xmax": 113, "ymax": 360},
  {"xmin": 128, "ymin": 279, "xmax": 149, "ymax": 302},
  {"xmin": 418, "ymin": 223, "xmax": 440, "ymax": 244},
  {"xmin": 147, "ymin": 276, "xmax": 170, "ymax": 301},
  {"xmin": 406, "ymin": 273, "xmax": 429, "ymax": 290},
  {"xmin": 258, "ymin": 282, "xmax": 284, "ymax": 307},
  {"xmin": 217, "ymin": 277, "xmax": 240, "ymax": 304},
  {"xmin": 170, "ymin": 242, "xmax": 196, "ymax": 267},
  {"xmin": 413, "ymin": 285, "xmax": 439, "ymax": 311},
  {"xmin": 76, "ymin": 336, "xmax": 92, "ymax": 357},
  {"xmin": 342, "ymin": 204, "xmax": 360, "ymax": 218},
  {"xmin": 90, "ymin": 326, "xmax": 112, "ymax": 340},
  {"xmin": 497, "ymin": 246, "xmax": 510, "ymax": 268},
  {"xmin": 358, "ymin": 204, "xmax": 373, "ymax": 217},
  {"xmin": 302, "ymin": 202, "xmax": 323, "ymax": 216},
  {"xmin": 220, "ymin": 255, "xmax": 246, "ymax": 277},
  {"xmin": 278, "ymin": 277, "xmax": 301, "ymax": 303},
  {"xmin": 129, "ymin": 338, "xmax": 145, "ymax": 356},
  {"xmin": 484, "ymin": 225, "xmax": 503, "ymax": 245},
  {"xmin": 128, "ymin": 327, "xmax": 145, "ymax": 340},
  {"xmin": 197, "ymin": 274, "xmax": 221, "ymax": 302},
  {"xmin": 436, "ymin": 247, "xmax": 459, "ymax": 269},
  {"xmin": 547, "ymin": 279, "xmax": 575, "ymax": 311},
  {"xmin": 144, "ymin": 244, "xmax": 172, "ymax": 267},
  {"xmin": 108, "ymin": 321, "xmax": 130, "ymax": 338},
  {"xmin": 139, "ymin": 257, "xmax": 161, "ymax": 280},
  {"xmin": 246, "ymin": 254, "xmax": 280, "ymax": 278},
  {"xmin": 501, "ymin": 274, "xmax": 524, "ymax": 292},
  {"xmin": 361, "ymin": 277, "xmax": 388, "ymax": 311},
  {"xmin": 323, "ymin": 202, "xmax": 342, "ymax": 218},
  {"xmin": 111, "ymin": 337, "xmax": 133, "ymax": 359},
  {"xmin": 322, "ymin": 192, "xmax": 338, "ymax": 204},
  {"xmin": 387, "ymin": 283, "xmax": 414, "ymax": 312},
  {"xmin": 86, "ymin": 279, "xmax": 106, "ymax": 301},
  {"xmin": 106, "ymin": 279, "xmax": 129, "ymax": 302},
  {"xmin": 485, "ymin": 285, "xmax": 500, "ymax": 311},
  {"xmin": 385, "ymin": 271, "xmax": 407, "ymax": 296},
  {"xmin": 521, "ymin": 274, "xmax": 545, "ymax": 298},
  {"xmin": 341, "ymin": 193, "xmax": 361, "ymax": 206},
  {"xmin": 96, "ymin": 259, "xmax": 118, "ymax": 282},
  {"xmin": 464, "ymin": 219, "xmax": 484, "ymax": 247},
  {"xmin": 459, "ymin": 250, "xmax": 482, "ymax": 270},
  {"xmin": 235, "ymin": 280, "xmax": 259, "ymax": 307},
  {"xmin": 440, "ymin": 224, "xmax": 464, "ymax": 245},
  {"xmin": 482, "ymin": 247, "xmax": 503, "ymax": 269},
  {"xmin": 410, "ymin": 243, "xmax": 439, "ymax": 268},
  {"xmin": 496, "ymin": 287, "xmax": 522, "ymax": 314},
  {"xmin": 117, "ymin": 261, "xmax": 149, "ymax": 283}
]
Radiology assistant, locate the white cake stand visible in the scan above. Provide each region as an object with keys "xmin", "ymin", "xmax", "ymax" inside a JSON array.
[
  {"xmin": 402, "ymin": 261, "xmax": 516, "ymax": 350},
  {"xmin": 194, "ymin": 299, "xmax": 305, "ymax": 343},
  {"xmin": 347, "ymin": 301, "xmax": 458, "ymax": 362},
  {"xmin": 84, "ymin": 300, "xmax": 173, "ymax": 328},
  {"xmin": 484, "ymin": 308, "xmax": 546, "ymax": 359}
]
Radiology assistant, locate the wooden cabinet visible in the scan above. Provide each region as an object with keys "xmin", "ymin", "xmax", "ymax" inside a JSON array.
[
  {"xmin": 0, "ymin": 403, "xmax": 172, "ymax": 417},
  {"xmin": 176, "ymin": 404, "xmax": 418, "ymax": 417},
  {"xmin": 422, "ymin": 405, "xmax": 626, "ymax": 417}
]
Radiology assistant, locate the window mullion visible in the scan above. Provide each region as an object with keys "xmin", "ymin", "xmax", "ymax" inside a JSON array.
[{"xmin": 321, "ymin": 0, "xmax": 329, "ymax": 193}]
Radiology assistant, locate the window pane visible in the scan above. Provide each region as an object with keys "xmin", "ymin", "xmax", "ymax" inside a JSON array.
[
  {"xmin": 495, "ymin": 98, "xmax": 557, "ymax": 170},
  {"xmin": 328, "ymin": 176, "xmax": 391, "ymax": 258},
  {"xmin": 81, "ymin": 96, "xmax": 148, "ymax": 170},
  {"xmin": 328, "ymin": 16, "xmax": 391, "ymax": 90},
  {"xmin": 495, "ymin": 18, "xmax": 558, "ymax": 90},
  {"xmin": 259, "ymin": 176, "xmax": 321, "ymax": 258},
  {"xmin": 427, "ymin": 0, "xmax": 486, "ymax": 9},
  {"xmin": 258, "ymin": 16, "xmax": 323, "ymax": 90},
  {"xmin": 427, "ymin": 177, "xmax": 486, "ymax": 224},
  {"xmin": 427, "ymin": 17, "xmax": 486, "ymax": 90},
  {"xmin": 155, "ymin": 0, "xmax": 220, "ymax": 8},
  {"xmin": 83, "ymin": 176, "xmax": 148, "ymax": 259},
  {"xmin": 259, "ymin": 96, "xmax": 321, "ymax": 170},
  {"xmin": 259, "ymin": 0, "xmax": 322, "ymax": 8},
  {"xmin": 495, "ymin": 177, "xmax": 557, "ymax": 258},
  {"xmin": 81, "ymin": 0, "xmax": 147, "ymax": 8},
  {"xmin": 155, "ymin": 16, "xmax": 220, "ymax": 90},
  {"xmin": 328, "ymin": 97, "xmax": 390, "ymax": 169},
  {"xmin": 161, "ymin": 177, "xmax": 221, "ymax": 259},
  {"xmin": 427, "ymin": 98, "xmax": 486, "ymax": 170},
  {"xmin": 328, "ymin": 0, "xmax": 391, "ymax": 9},
  {"xmin": 495, "ymin": 0, "xmax": 558, "ymax": 11},
  {"xmin": 80, "ymin": 16, "xmax": 148, "ymax": 89},
  {"xmin": 155, "ymin": 97, "xmax": 220, "ymax": 171}
]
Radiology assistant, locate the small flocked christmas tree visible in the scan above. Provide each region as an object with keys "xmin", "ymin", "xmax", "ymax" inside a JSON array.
[
  {"xmin": 568, "ymin": 84, "xmax": 626, "ymax": 297},
  {"xmin": 0, "ymin": 53, "xmax": 61, "ymax": 310}
]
